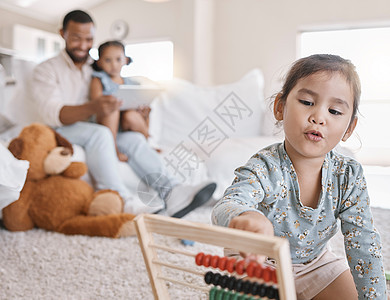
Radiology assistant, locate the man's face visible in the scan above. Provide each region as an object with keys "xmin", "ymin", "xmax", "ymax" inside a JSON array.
[{"xmin": 60, "ymin": 20, "xmax": 95, "ymax": 64}]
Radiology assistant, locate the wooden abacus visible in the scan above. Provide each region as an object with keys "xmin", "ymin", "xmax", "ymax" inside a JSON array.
[{"xmin": 134, "ymin": 214, "xmax": 296, "ymax": 300}]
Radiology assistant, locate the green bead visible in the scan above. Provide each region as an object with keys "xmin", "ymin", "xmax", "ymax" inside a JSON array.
[{"xmin": 209, "ymin": 287, "xmax": 217, "ymax": 300}]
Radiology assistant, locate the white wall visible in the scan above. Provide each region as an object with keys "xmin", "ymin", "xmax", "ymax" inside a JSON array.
[
  {"xmin": 213, "ymin": 0, "xmax": 390, "ymax": 98},
  {"xmin": 91, "ymin": 0, "xmax": 196, "ymax": 81},
  {"xmin": 0, "ymin": 8, "xmax": 57, "ymax": 49},
  {"xmin": 3, "ymin": 0, "xmax": 390, "ymax": 91}
]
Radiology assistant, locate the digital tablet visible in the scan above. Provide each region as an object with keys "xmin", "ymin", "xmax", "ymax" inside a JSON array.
[{"xmin": 115, "ymin": 85, "xmax": 163, "ymax": 110}]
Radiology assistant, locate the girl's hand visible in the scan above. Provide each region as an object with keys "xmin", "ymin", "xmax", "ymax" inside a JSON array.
[
  {"xmin": 228, "ymin": 211, "xmax": 274, "ymax": 263},
  {"xmin": 229, "ymin": 211, "xmax": 274, "ymax": 236}
]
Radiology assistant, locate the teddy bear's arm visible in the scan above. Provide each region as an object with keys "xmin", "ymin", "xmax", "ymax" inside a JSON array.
[
  {"xmin": 62, "ymin": 162, "xmax": 88, "ymax": 178},
  {"xmin": 2, "ymin": 183, "xmax": 35, "ymax": 231}
]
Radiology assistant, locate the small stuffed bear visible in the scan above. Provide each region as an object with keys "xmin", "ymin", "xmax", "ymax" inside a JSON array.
[{"xmin": 2, "ymin": 123, "xmax": 136, "ymax": 238}]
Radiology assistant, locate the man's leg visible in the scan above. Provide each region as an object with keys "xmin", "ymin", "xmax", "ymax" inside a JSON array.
[
  {"xmin": 116, "ymin": 131, "xmax": 179, "ymax": 200},
  {"xmin": 116, "ymin": 131, "xmax": 216, "ymax": 218},
  {"xmin": 55, "ymin": 122, "xmax": 131, "ymax": 199}
]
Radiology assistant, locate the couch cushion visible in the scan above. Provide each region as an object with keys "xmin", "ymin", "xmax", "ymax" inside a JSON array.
[
  {"xmin": 0, "ymin": 142, "xmax": 29, "ymax": 216},
  {"xmin": 149, "ymin": 69, "xmax": 266, "ymax": 149}
]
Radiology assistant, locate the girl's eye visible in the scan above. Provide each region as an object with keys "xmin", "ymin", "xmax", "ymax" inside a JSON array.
[
  {"xmin": 299, "ymin": 100, "xmax": 313, "ymax": 106},
  {"xmin": 329, "ymin": 109, "xmax": 343, "ymax": 115}
]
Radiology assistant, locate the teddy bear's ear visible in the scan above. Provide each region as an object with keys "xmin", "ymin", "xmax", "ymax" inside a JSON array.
[
  {"xmin": 8, "ymin": 138, "xmax": 24, "ymax": 159},
  {"xmin": 53, "ymin": 130, "xmax": 74, "ymax": 155}
]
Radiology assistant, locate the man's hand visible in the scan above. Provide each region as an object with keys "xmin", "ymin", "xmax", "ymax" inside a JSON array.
[
  {"xmin": 59, "ymin": 95, "xmax": 123, "ymax": 125},
  {"xmin": 93, "ymin": 95, "xmax": 123, "ymax": 117}
]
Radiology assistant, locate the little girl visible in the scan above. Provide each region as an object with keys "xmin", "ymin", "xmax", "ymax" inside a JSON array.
[
  {"xmin": 212, "ymin": 54, "xmax": 386, "ymax": 299},
  {"xmin": 90, "ymin": 40, "xmax": 151, "ymax": 162}
]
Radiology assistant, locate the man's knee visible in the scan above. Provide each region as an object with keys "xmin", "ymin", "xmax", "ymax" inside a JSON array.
[
  {"xmin": 117, "ymin": 131, "xmax": 147, "ymax": 148},
  {"xmin": 90, "ymin": 124, "xmax": 115, "ymax": 143}
]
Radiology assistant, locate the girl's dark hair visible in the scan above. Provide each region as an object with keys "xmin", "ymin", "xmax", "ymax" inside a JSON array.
[
  {"xmin": 62, "ymin": 10, "xmax": 94, "ymax": 31},
  {"xmin": 91, "ymin": 40, "xmax": 132, "ymax": 71},
  {"xmin": 277, "ymin": 54, "xmax": 361, "ymax": 127}
]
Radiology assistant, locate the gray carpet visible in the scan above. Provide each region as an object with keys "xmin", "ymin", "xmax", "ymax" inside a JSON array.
[{"xmin": 0, "ymin": 205, "xmax": 388, "ymax": 299}]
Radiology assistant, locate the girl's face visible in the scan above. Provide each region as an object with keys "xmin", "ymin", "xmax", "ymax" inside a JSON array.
[
  {"xmin": 274, "ymin": 71, "xmax": 357, "ymax": 162},
  {"xmin": 97, "ymin": 46, "xmax": 127, "ymax": 78}
]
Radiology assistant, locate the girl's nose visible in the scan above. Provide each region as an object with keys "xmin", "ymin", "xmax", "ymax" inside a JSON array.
[{"xmin": 309, "ymin": 112, "xmax": 325, "ymax": 125}]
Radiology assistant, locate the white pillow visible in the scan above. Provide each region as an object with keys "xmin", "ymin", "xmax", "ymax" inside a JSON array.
[
  {"xmin": 149, "ymin": 69, "xmax": 265, "ymax": 151},
  {"xmin": 0, "ymin": 142, "xmax": 29, "ymax": 216}
]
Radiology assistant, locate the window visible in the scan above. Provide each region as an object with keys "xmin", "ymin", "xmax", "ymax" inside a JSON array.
[
  {"xmin": 300, "ymin": 27, "xmax": 390, "ymax": 102},
  {"xmin": 299, "ymin": 27, "xmax": 390, "ymax": 150},
  {"xmin": 90, "ymin": 40, "xmax": 174, "ymax": 81}
]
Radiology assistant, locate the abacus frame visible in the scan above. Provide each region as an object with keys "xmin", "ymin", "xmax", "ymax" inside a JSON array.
[{"xmin": 134, "ymin": 214, "xmax": 296, "ymax": 300}]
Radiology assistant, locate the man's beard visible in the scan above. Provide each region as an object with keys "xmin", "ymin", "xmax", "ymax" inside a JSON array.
[{"xmin": 66, "ymin": 48, "xmax": 89, "ymax": 64}]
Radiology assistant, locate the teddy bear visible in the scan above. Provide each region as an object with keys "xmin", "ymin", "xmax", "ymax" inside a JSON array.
[{"xmin": 2, "ymin": 123, "xmax": 136, "ymax": 238}]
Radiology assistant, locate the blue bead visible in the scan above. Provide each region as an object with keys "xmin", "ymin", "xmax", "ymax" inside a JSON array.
[{"xmin": 180, "ymin": 239, "xmax": 195, "ymax": 246}]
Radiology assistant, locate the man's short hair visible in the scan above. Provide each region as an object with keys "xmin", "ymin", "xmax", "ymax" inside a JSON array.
[{"xmin": 62, "ymin": 10, "xmax": 94, "ymax": 31}]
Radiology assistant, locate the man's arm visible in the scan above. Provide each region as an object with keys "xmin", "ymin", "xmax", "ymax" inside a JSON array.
[{"xmin": 59, "ymin": 95, "xmax": 122, "ymax": 125}]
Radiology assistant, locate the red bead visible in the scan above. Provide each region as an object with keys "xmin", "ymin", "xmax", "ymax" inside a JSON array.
[
  {"xmin": 263, "ymin": 266, "xmax": 271, "ymax": 282},
  {"xmin": 218, "ymin": 256, "xmax": 228, "ymax": 271},
  {"xmin": 195, "ymin": 252, "xmax": 204, "ymax": 266},
  {"xmin": 203, "ymin": 254, "xmax": 212, "ymax": 267},
  {"xmin": 226, "ymin": 257, "xmax": 237, "ymax": 273},
  {"xmin": 246, "ymin": 261, "xmax": 258, "ymax": 277},
  {"xmin": 271, "ymin": 268, "xmax": 278, "ymax": 283},
  {"xmin": 235, "ymin": 259, "xmax": 245, "ymax": 275},
  {"xmin": 211, "ymin": 255, "xmax": 220, "ymax": 268},
  {"xmin": 254, "ymin": 264, "xmax": 263, "ymax": 278}
]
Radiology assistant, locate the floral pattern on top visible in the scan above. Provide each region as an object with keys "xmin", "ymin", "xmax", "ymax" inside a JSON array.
[{"xmin": 212, "ymin": 143, "xmax": 386, "ymax": 299}]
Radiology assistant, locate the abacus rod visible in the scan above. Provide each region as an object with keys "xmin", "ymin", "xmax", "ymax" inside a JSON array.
[
  {"xmin": 152, "ymin": 259, "xmax": 204, "ymax": 276},
  {"xmin": 149, "ymin": 243, "xmax": 195, "ymax": 257},
  {"xmin": 157, "ymin": 275, "xmax": 209, "ymax": 292}
]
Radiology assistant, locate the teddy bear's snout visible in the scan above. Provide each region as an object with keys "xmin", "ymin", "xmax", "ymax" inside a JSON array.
[
  {"xmin": 43, "ymin": 146, "xmax": 73, "ymax": 175},
  {"xmin": 60, "ymin": 148, "xmax": 72, "ymax": 156}
]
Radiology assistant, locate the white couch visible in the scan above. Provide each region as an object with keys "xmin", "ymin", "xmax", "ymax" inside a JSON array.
[
  {"xmin": 146, "ymin": 69, "xmax": 281, "ymax": 199},
  {"xmin": 0, "ymin": 62, "xmax": 281, "ymax": 204}
]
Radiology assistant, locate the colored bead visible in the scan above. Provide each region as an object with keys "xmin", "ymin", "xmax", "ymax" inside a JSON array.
[
  {"xmin": 275, "ymin": 289, "xmax": 280, "ymax": 300},
  {"xmin": 218, "ymin": 256, "xmax": 228, "ymax": 271},
  {"xmin": 230, "ymin": 291, "xmax": 239, "ymax": 300},
  {"xmin": 271, "ymin": 268, "xmax": 278, "ymax": 283},
  {"xmin": 227, "ymin": 276, "xmax": 237, "ymax": 290},
  {"xmin": 257, "ymin": 283, "xmax": 267, "ymax": 297},
  {"xmin": 180, "ymin": 239, "xmax": 195, "ymax": 246},
  {"xmin": 226, "ymin": 257, "xmax": 236, "ymax": 273},
  {"xmin": 266, "ymin": 286, "xmax": 277, "ymax": 299},
  {"xmin": 209, "ymin": 286, "xmax": 217, "ymax": 300},
  {"xmin": 242, "ymin": 280, "xmax": 253, "ymax": 294},
  {"xmin": 235, "ymin": 260, "xmax": 245, "ymax": 275},
  {"xmin": 250, "ymin": 281, "xmax": 260, "ymax": 295},
  {"xmin": 215, "ymin": 288, "xmax": 223, "ymax": 300},
  {"xmin": 245, "ymin": 261, "xmax": 257, "ymax": 277},
  {"xmin": 234, "ymin": 278, "xmax": 243, "ymax": 292},
  {"xmin": 211, "ymin": 255, "xmax": 220, "ymax": 268},
  {"xmin": 219, "ymin": 275, "xmax": 229, "ymax": 288},
  {"xmin": 263, "ymin": 266, "xmax": 271, "ymax": 282},
  {"xmin": 212, "ymin": 273, "xmax": 221, "ymax": 286},
  {"xmin": 254, "ymin": 264, "xmax": 263, "ymax": 278},
  {"xmin": 195, "ymin": 252, "xmax": 204, "ymax": 266},
  {"xmin": 204, "ymin": 254, "xmax": 212, "ymax": 267},
  {"xmin": 205, "ymin": 271, "xmax": 214, "ymax": 285}
]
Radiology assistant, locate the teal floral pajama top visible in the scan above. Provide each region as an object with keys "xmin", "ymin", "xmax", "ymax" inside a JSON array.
[{"xmin": 212, "ymin": 143, "xmax": 386, "ymax": 299}]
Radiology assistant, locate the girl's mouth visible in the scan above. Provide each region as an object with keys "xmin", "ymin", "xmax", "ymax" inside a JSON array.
[{"xmin": 305, "ymin": 130, "xmax": 323, "ymax": 141}]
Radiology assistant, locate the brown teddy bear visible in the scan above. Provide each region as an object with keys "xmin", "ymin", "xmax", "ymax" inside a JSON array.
[{"xmin": 2, "ymin": 123, "xmax": 136, "ymax": 238}]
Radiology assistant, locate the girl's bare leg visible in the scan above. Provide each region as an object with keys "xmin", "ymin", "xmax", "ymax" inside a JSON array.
[
  {"xmin": 97, "ymin": 110, "xmax": 128, "ymax": 162},
  {"xmin": 120, "ymin": 109, "xmax": 149, "ymax": 138},
  {"xmin": 313, "ymin": 270, "xmax": 358, "ymax": 300}
]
